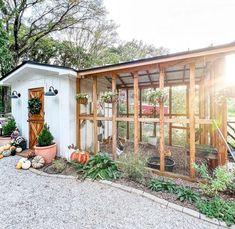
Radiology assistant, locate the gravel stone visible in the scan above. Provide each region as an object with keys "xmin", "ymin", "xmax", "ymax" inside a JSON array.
[{"xmin": 0, "ymin": 156, "xmax": 223, "ymax": 229}]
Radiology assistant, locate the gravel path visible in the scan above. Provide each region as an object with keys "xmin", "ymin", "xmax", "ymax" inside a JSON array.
[{"xmin": 0, "ymin": 156, "xmax": 222, "ymax": 229}]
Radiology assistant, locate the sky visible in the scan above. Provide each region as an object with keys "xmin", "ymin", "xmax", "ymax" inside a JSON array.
[{"xmin": 103, "ymin": 0, "xmax": 235, "ymax": 53}]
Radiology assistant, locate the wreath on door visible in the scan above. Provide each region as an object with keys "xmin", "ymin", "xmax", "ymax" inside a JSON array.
[{"xmin": 28, "ymin": 97, "xmax": 42, "ymax": 114}]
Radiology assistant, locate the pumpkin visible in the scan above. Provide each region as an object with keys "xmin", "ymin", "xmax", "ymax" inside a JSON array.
[
  {"xmin": 10, "ymin": 146, "xmax": 16, "ymax": 151},
  {"xmin": 77, "ymin": 151, "xmax": 90, "ymax": 164},
  {"xmin": 3, "ymin": 144, "xmax": 11, "ymax": 151},
  {"xmin": 21, "ymin": 160, "xmax": 31, "ymax": 170},
  {"xmin": 0, "ymin": 154, "xmax": 3, "ymax": 159},
  {"xmin": 0, "ymin": 146, "xmax": 4, "ymax": 154},
  {"xmin": 2, "ymin": 150, "xmax": 11, "ymax": 157},
  {"xmin": 16, "ymin": 162, "xmax": 22, "ymax": 169},
  {"xmin": 19, "ymin": 158, "xmax": 27, "ymax": 164},
  {"xmin": 32, "ymin": 156, "xmax": 45, "ymax": 169},
  {"xmin": 70, "ymin": 150, "xmax": 80, "ymax": 162},
  {"xmin": 16, "ymin": 147, "xmax": 22, "ymax": 153}
]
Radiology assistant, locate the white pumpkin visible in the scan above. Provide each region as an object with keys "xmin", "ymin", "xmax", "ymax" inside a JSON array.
[
  {"xmin": 15, "ymin": 147, "xmax": 22, "ymax": 153},
  {"xmin": 19, "ymin": 158, "xmax": 27, "ymax": 164},
  {"xmin": 21, "ymin": 160, "xmax": 31, "ymax": 170},
  {"xmin": 32, "ymin": 156, "xmax": 45, "ymax": 169},
  {"xmin": 2, "ymin": 150, "xmax": 11, "ymax": 157}
]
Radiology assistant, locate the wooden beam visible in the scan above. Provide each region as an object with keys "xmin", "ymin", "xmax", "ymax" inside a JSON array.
[
  {"xmin": 93, "ymin": 76, "xmax": 98, "ymax": 154},
  {"xmin": 133, "ymin": 71, "xmax": 139, "ymax": 158},
  {"xmin": 146, "ymin": 70, "xmax": 153, "ymax": 85},
  {"xmin": 189, "ymin": 63, "xmax": 196, "ymax": 179},
  {"xmin": 139, "ymin": 88, "xmax": 143, "ymax": 141},
  {"xmin": 76, "ymin": 78, "xmax": 81, "ymax": 148},
  {"xmin": 126, "ymin": 88, "xmax": 130, "ymax": 139},
  {"xmin": 112, "ymin": 74, "xmax": 117, "ymax": 160},
  {"xmin": 116, "ymin": 74, "xmax": 126, "ymax": 87},
  {"xmin": 169, "ymin": 86, "xmax": 172, "ymax": 146},
  {"xmin": 159, "ymin": 67, "xmax": 165, "ymax": 172}
]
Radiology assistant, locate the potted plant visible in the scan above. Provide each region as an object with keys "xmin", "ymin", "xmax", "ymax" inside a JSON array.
[
  {"xmin": 0, "ymin": 118, "xmax": 16, "ymax": 145},
  {"xmin": 76, "ymin": 93, "xmax": 88, "ymax": 104},
  {"xmin": 147, "ymin": 89, "xmax": 167, "ymax": 105},
  {"xmin": 34, "ymin": 124, "xmax": 56, "ymax": 164},
  {"xmin": 100, "ymin": 91, "xmax": 118, "ymax": 103}
]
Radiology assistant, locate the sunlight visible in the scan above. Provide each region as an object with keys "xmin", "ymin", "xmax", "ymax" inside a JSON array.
[{"xmin": 225, "ymin": 54, "xmax": 235, "ymax": 85}]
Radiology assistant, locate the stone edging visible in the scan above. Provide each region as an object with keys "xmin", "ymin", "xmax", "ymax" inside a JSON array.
[{"xmin": 29, "ymin": 168, "xmax": 230, "ymax": 228}]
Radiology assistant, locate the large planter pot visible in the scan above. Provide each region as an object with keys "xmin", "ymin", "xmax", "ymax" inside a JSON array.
[
  {"xmin": 147, "ymin": 156, "xmax": 175, "ymax": 172},
  {"xmin": 34, "ymin": 143, "xmax": 57, "ymax": 164},
  {"xmin": 0, "ymin": 136, "xmax": 11, "ymax": 146}
]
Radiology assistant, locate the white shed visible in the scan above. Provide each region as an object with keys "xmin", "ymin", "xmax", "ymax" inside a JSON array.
[{"xmin": 0, "ymin": 61, "xmax": 78, "ymax": 159}]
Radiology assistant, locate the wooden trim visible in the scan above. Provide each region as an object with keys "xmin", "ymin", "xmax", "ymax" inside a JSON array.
[
  {"xmin": 93, "ymin": 76, "xmax": 98, "ymax": 154},
  {"xmin": 112, "ymin": 74, "xmax": 117, "ymax": 160},
  {"xmin": 139, "ymin": 88, "xmax": 143, "ymax": 141},
  {"xmin": 126, "ymin": 88, "xmax": 130, "ymax": 139},
  {"xmin": 146, "ymin": 167, "xmax": 196, "ymax": 182},
  {"xmin": 76, "ymin": 78, "xmax": 81, "ymax": 148},
  {"xmin": 133, "ymin": 71, "xmax": 139, "ymax": 158},
  {"xmin": 189, "ymin": 63, "xmax": 196, "ymax": 179},
  {"xmin": 78, "ymin": 45, "xmax": 235, "ymax": 76},
  {"xmin": 169, "ymin": 86, "xmax": 172, "ymax": 145},
  {"xmin": 159, "ymin": 67, "xmax": 165, "ymax": 172}
]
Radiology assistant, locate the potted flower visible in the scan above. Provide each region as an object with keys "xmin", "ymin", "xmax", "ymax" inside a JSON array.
[
  {"xmin": 147, "ymin": 89, "xmax": 167, "ymax": 105},
  {"xmin": 147, "ymin": 89, "xmax": 167, "ymax": 146},
  {"xmin": 0, "ymin": 118, "xmax": 16, "ymax": 145},
  {"xmin": 76, "ymin": 93, "xmax": 88, "ymax": 104},
  {"xmin": 100, "ymin": 91, "xmax": 118, "ymax": 103},
  {"xmin": 34, "ymin": 124, "xmax": 56, "ymax": 164}
]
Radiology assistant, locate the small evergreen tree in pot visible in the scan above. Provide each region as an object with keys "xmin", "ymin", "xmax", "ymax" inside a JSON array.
[
  {"xmin": 35, "ymin": 124, "xmax": 56, "ymax": 164},
  {"xmin": 37, "ymin": 124, "xmax": 54, "ymax": 146}
]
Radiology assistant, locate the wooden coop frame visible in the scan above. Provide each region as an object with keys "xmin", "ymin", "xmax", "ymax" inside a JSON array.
[{"xmin": 76, "ymin": 42, "xmax": 235, "ymax": 181}]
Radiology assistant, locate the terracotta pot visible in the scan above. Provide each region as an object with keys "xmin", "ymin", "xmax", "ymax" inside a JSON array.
[
  {"xmin": 34, "ymin": 143, "xmax": 57, "ymax": 164},
  {"xmin": 0, "ymin": 136, "xmax": 11, "ymax": 146}
]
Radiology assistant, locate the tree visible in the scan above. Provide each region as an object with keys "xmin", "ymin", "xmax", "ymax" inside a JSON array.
[{"xmin": 1, "ymin": 0, "xmax": 106, "ymax": 65}]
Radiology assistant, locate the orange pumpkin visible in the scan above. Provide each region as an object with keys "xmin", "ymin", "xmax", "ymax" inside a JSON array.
[
  {"xmin": 70, "ymin": 151, "xmax": 80, "ymax": 162},
  {"xmin": 77, "ymin": 151, "xmax": 90, "ymax": 164},
  {"xmin": 0, "ymin": 154, "xmax": 3, "ymax": 159}
]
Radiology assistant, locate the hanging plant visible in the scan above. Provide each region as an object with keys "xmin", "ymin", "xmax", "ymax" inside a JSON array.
[
  {"xmin": 147, "ymin": 89, "xmax": 167, "ymax": 105},
  {"xmin": 28, "ymin": 97, "xmax": 42, "ymax": 115},
  {"xmin": 76, "ymin": 93, "xmax": 88, "ymax": 104},
  {"xmin": 100, "ymin": 91, "xmax": 118, "ymax": 103}
]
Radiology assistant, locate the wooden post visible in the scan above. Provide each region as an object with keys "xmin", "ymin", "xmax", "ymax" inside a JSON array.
[
  {"xmin": 186, "ymin": 85, "xmax": 189, "ymax": 145},
  {"xmin": 169, "ymin": 86, "xmax": 172, "ymax": 146},
  {"xmin": 126, "ymin": 88, "xmax": 130, "ymax": 139},
  {"xmin": 76, "ymin": 78, "xmax": 81, "ymax": 148},
  {"xmin": 159, "ymin": 67, "xmax": 165, "ymax": 172},
  {"xmin": 112, "ymin": 74, "xmax": 117, "ymax": 160},
  {"xmin": 199, "ymin": 79, "xmax": 206, "ymax": 144},
  {"xmin": 93, "ymin": 76, "xmax": 98, "ymax": 154},
  {"xmin": 139, "ymin": 88, "xmax": 142, "ymax": 142},
  {"xmin": 133, "ymin": 71, "xmax": 139, "ymax": 158},
  {"xmin": 189, "ymin": 63, "xmax": 196, "ymax": 179}
]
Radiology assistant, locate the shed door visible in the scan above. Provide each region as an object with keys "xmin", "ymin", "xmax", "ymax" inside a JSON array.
[{"xmin": 28, "ymin": 88, "xmax": 44, "ymax": 149}]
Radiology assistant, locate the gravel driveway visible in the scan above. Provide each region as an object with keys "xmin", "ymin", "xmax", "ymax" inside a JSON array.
[{"xmin": 0, "ymin": 156, "xmax": 222, "ymax": 229}]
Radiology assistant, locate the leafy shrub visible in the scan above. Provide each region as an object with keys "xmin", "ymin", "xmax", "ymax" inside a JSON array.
[
  {"xmin": 194, "ymin": 163, "xmax": 233, "ymax": 197},
  {"xmin": 196, "ymin": 198, "xmax": 235, "ymax": 226},
  {"xmin": 118, "ymin": 151, "xmax": 148, "ymax": 182},
  {"xmin": 148, "ymin": 178, "xmax": 177, "ymax": 193},
  {"xmin": 2, "ymin": 118, "xmax": 16, "ymax": 136},
  {"xmin": 37, "ymin": 124, "xmax": 54, "ymax": 147},
  {"xmin": 51, "ymin": 159, "xmax": 67, "ymax": 173},
  {"xmin": 176, "ymin": 187, "xmax": 200, "ymax": 203},
  {"xmin": 73, "ymin": 153, "xmax": 121, "ymax": 180}
]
